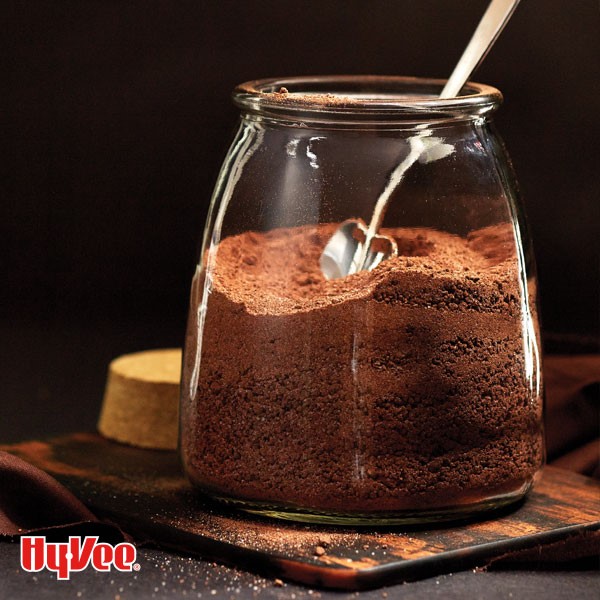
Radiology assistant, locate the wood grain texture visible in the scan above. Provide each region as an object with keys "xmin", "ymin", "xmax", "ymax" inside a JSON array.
[{"xmin": 2, "ymin": 433, "xmax": 599, "ymax": 590}]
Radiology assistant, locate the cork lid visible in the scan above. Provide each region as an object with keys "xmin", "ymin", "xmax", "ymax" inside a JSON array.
[{"xmin": 98, "ymin": 348, "xmax": 182, "ymax": 451}]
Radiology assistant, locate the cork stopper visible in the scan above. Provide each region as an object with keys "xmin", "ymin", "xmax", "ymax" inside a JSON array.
[{"xmin": 98, "ymin": 348, "xmax": 182, "ymax": 450}]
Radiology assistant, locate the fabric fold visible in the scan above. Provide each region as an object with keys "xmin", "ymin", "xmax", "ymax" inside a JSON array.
[{"xmin": 0, "ymin": 451, "xmax": 127, "ymax": 542}]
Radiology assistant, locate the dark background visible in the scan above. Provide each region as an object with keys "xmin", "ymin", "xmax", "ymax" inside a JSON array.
[{"xmin": 2, "ymin": 0, "xmax": 599, "ymax": 440}]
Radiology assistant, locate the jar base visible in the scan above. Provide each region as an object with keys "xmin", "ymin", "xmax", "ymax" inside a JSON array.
[{"xmin": 208, "ymin": 480, "xmax": 533, "ymax": 526}]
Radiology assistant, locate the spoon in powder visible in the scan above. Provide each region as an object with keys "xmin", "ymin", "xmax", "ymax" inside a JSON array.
[{"xmin": 319, "ymin": 0, "xmax": 521, "ymax": 280}]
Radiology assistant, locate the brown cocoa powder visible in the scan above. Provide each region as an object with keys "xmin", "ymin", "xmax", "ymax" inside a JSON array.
[{"xmin": 183, "ymin": 223, "xmax": 543, "ymax": 514}]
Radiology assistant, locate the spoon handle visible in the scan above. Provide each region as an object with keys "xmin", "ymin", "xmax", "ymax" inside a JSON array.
[{"xmin": 440, "ymin": 0, "xmax": 521, "ymax": 99}]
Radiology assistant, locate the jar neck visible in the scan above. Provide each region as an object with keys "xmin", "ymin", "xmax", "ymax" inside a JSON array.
[{"xmin": 233, "ymin": 75, "xmax": 502, "ymax": 129}]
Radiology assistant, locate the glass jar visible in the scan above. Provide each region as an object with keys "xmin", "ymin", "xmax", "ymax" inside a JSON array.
[{"xmin": 180, "ymin": 76, "xmax": 544, "ymax": 525}]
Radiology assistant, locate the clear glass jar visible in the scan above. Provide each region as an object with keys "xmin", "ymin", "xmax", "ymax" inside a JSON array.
[{"xmin": 180, "ymin": 76, "xmax": 544, "ymax": 525}]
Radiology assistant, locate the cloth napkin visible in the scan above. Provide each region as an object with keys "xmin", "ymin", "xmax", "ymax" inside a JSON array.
[
  {"xmin": 0, "ymin": 451, "xmax": 127, "ymax": 542},
  {"xmin": 545, "ymin": 355, "xmax": 599, "ymax": 477}
]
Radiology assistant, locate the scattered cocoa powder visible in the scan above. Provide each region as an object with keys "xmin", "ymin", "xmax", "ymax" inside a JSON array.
[{"xmin": 182, "ymin": 223, "xmax": 543, "ymax": 517}]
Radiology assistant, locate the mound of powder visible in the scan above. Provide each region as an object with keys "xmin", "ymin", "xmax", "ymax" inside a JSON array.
[{"xmin": 182, "ymin": 223, "xmax": 543, "ymax": 515}]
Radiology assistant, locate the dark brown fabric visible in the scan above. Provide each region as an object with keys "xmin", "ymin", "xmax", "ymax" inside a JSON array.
[
  {"xmin": 0, "ymin": 450, "xmax": 97, "ymax": 536},
  {"xmin": 551, "ymin": 440, "xmax": 599, "ymax": 479},
  {"xmin": 0, "ymin": 451, "xmax": 130, "ymax": 542},
  {"xmin": 545, "ymin": 355, "xmax": 600, "ymax": 477}
]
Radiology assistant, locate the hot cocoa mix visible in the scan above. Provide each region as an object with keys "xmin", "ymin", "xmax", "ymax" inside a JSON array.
[{"xmin": 182, "ymin": 223, "xmax": 543, "ymax": 514}]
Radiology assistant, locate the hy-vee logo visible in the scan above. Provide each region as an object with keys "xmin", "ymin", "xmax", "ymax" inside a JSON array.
[{"xmin": 20, "ymin": 536, "xmax": 139, "ymax": 580}]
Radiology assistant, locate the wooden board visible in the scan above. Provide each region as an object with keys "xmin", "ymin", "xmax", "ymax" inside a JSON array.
[{"xmin": 3, "ymin": 433, "xmax": 599, "ymax": 590}]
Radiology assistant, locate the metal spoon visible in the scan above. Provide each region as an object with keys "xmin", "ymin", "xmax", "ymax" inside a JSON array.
[
  {"xmin": 320, "ymin": 0, "xmax": 521, "ymax": 279},
  {"xmin": 319, "ymin": 133, "xmax": 454, "ymax": 279}
]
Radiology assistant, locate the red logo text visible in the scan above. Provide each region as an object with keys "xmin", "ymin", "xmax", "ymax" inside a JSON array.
[{"xmin": 20, "ymin": 536, "xmax": 138, "ymax": 580}]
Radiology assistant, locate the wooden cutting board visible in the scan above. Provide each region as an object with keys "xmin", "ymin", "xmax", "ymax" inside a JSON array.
[{"xmin": 3, "ymin": 433, "xmax": 599, "ymax": 590}]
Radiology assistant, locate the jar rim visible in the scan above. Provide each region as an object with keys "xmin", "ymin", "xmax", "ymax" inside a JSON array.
[{"xmin": 233, "ymin": 75, "xmax": 503, "ymax": 123}]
